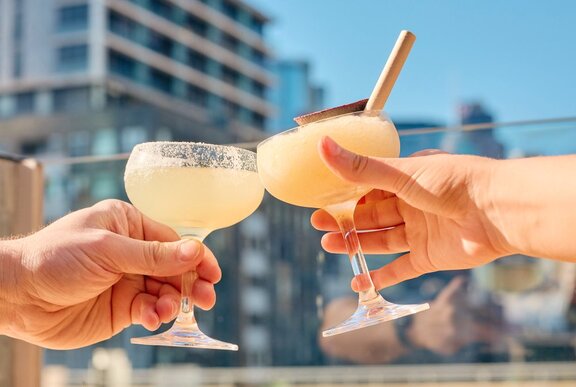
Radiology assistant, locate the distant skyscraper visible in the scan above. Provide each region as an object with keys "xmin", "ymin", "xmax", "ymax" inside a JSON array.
[
  {"xmin": 444, "ymin": 102, "xmax": 504, "ymax": 157},
  {"xmin": 269, "ymin": 59, "xmax": 325, "ymax": 133},
  {"xmin": 394, "ymin": 120, "xmax": 444, "ymax": 156}
]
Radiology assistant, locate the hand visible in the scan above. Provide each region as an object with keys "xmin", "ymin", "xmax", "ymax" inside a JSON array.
[
  {"xmin": 408, "ymin": 277, "xmax": 469, "ymax": 355},
  {"xmin": 1, "ymin": 200, "xmax": 221, "ymax": 349},
  {"xmin": 311, "ymin": 137, "xmax": 513, "ymax": 290}
]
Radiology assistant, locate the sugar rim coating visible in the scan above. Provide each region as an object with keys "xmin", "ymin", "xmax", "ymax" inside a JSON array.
[{"xmin": 127, "ymin": 141, "xmax": 257, "ymax": 172}]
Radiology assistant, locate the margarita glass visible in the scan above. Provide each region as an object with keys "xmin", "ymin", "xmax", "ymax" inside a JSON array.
[
  {"xmin": 257, "ymin": 111, "xmax": 429, "ymax": 337},
  {"xmin": 124, "ymin": 141, "xmax": 264, "ymax": 349}
]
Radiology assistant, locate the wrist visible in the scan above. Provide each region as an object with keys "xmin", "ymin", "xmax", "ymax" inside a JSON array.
[
  {"xmin": 0, "ymin": 238, "xmax": 24, "ymax": 336},
  {"xmin": 473, "ymin": 158, "xmax": 520, "ymax": 257}
]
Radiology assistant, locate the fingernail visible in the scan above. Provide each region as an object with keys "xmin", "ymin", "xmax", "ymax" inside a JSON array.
[
  {"xmin": 321, "ymin": 136, "xmax": 341, "ymax": 157},
  {"xmin": 179, "ymin": 239, "xmax": 202, "ymax": 262},
  {"xmin": 351, "ymin": 278, "xmax": 359, "ymax": 292}
]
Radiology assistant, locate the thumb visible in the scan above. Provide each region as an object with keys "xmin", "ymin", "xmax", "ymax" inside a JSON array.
[
  {"xmin": 318, "ymin": 136, "xmax": 417, "ymax": 194},
  {"xmin": 106, "ymin": 236, "xmax": 204, "ymax": 277}
]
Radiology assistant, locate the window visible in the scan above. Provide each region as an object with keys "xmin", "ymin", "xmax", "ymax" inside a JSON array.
[
  {"xmin": 13, "ymin": 52, "xmax": 22, "ymax": 79},
  {"xmin": 68, "ymin": 130, "xmax": 90, "ymax": 157},
  {"xmin": 187, "ymin": 49, "xmax": 208, "ymax": 73},
  {"xmin": 14, "ymin": 92, "xmax": 35, "ymax": 114},
  {"xmin": 221, "ymin": 32, "xmax": 240, "ymax": 53},
  {"xmin": 121, "ymin": 126, "xmax": 147, "ymax": 152},
  {"xmin": 184, "ymin": 13, "xmax": 208, "ymax": 37},
  {"xmin": 147, "ymin": 30, "xmax": 173, "ymax": 57},
  {"xmin": 251, "ymin": 48, "xmax": 266, "ymax": 67},
  {"xmin": 53, "ymin": 87, "xmax": 90, "ymax": 112},
  {"xmin": 57, "ymin": 44, "xmax": 88, "ymax": 72},
  {"xmin": 251, "ymin": 111, "xmax": 265, "ymax": 129},
  {"xmin": 222, "ymin": 65, "xmax": 240, "ymax": 86},
  {"xmin": 222, "ymin": 98, "xmax": 240, "ymax": 118},
  {"xmin": 108, "ymin": 12, "xmax": 139, "ymax": 41},
  {"xmin": 20, "ymin": 139, "xmax": 47, "ymax": 155},
  {"xmin": 92, "ymin": 128, "xmax": 118, "ymax": 155},
  {"xmin": 155, "ymin": 127, "xmax": 172, "ymax": 141},
  {"xmin": 109, "ymin": 50, "xmax": 137, "ymax": 79},
  {"xmin": 222, "ymin": 0, "xmax": 239, "ymax": 20},
  {"xmin": 13, "ymin": 1, "xmax": 24, "ymax": 78},
  {"xmin": 150, "ymin": 0, "xmax": 174, "ymax": 21},
  {"xmin": 149, "ymin": 68, "xmax": 173, "ymax": 93},
  {"xmin": 251, "ymin": 80, "xmax": 266, "ymax": 98},
  {"xmin": 249, "ymin": 16, "xmax": 264, "ymax": 36},
  {"xmin": 91, "ymin": 172, "xmax": 117, "ymax": 200},
  {"xmin": 57, "ymin": 5, "xmax": 89, "ymax": 32},
  {"xmin": 187, "ymin": 84, "xmax": 208, "ymax": 107},
  {"xmin": 13, "ymin": 7, "xmax": 23, "ymax": 40}
]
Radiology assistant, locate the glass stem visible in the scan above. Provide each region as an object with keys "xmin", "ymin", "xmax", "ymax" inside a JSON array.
[
  {"xmin": 176, "ymin": 271, "xmax": 198, "ymax": 326},
  {"xmin": 176, "ymin": 232, "xmax": 208, "ymax": 327},
  {"xmin": 325, "ymin": 201, "xmax": 380, "ymax": 304}
]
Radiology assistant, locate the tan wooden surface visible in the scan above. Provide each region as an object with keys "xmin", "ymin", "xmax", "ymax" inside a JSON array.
[{"xmin": 0, "ymin": 157, "xmax": 43, "ymax": 387}]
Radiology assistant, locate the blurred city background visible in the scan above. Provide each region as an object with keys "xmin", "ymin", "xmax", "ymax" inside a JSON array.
[{"xmin": 1, "ymin": 0, "xmax": 576, "ymax": 386}]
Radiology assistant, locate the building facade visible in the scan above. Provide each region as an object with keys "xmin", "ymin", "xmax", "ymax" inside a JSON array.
[
  {"xmin": 0, "ymin": 0, "xmax": 331, "ymax": 369},
  {"xmin": 0, "ymin": 0, "xmax": 277, "ymax": 217},
  {"xmin": 0, "ymin": 0, "xmax": 272, "ymax": 134}
]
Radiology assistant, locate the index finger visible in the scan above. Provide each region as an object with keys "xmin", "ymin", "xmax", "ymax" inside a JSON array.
[
  {"xmin": 311, "ymin": 197, "xmax": 403, "ymax": 232},
  {"xmin": 352, "ymin": 252, "xmax": 436, "ymax": 290},
  {"xmin": 90, "ymin": 200, "xmax": 181, "ymax": 242},
  {"xmin": 195, "ymin": 244, "xmax": 222, "ymax": 284},
  {"xmin": 148, "ymin": 244, "xmax": 221, "ymax": 287},
  {"xmin": 134, "ymin": 210, "xmax": 180, "ymax": 243}
]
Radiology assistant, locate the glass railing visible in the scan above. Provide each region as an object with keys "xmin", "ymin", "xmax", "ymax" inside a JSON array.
[{"xmin": 38, "ymin": 116, "xmax": 576, "ymax": 386}]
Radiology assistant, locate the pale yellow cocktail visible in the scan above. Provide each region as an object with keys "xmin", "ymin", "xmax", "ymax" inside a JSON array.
[
  {"xmin": 257, "ymin": 113, "xmax": 399, "ymax": 209},
  {"xmin": 125, "ymin": 166, "xmax": 263, "ymax": 237}
]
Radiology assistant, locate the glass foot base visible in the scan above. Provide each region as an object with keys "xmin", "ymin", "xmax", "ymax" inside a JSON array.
[
  {"xmin": 322, "ymin": 295, "xmax": 429, "ymax": 337},
  {"xmin": 131, "ymin": 322, "xmax": 238, "ymax": 350}
]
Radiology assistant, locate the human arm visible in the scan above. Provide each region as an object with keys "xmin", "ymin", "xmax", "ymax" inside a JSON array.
[
  {"xmin": 312, "ymin": 136, "xmax": 576, "ymax": 289},
  {"xmin": 0, "ymin": 199, "xmax": 221, "ymax": 349}
]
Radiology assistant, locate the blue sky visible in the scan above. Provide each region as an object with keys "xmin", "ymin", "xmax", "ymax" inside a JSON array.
[{"xmin": 247, "ymin": 0, "xmax": 576, "ymax": 126}]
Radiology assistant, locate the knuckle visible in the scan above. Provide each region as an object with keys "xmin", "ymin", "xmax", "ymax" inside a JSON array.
[
  {"xmin": 407, "ymin": 255, "xmax": 429, "ymax": 276},
  {"xmin": 409, "ymin": 256, "xmax": 435, "ymax": 275},
  {"xmin": 89, "ymin": 229, "xmax": 114, "ymax": 246},
  {"xmin": 351, "ymin": 154, "xmax": 369, "ymax": 175},
  {"xmin": 382, "ymin": 263, "xmax": 399, "ymax": 286},
  {"xmin": 395, "ymin": 174, "xmax": 417, "ymax": 196},
  {"xmin": 376, "ymin": 232, "xmax": 390, "ymax": 252},
  {"xmin": 94, "ymin": 199, "xmax": 124, "ymax": 212},
  {"xmin": 145, "ymin": 241, "xmax": 164, "ymax": 271},
  {"xmin": 370, "ymin": 204, "xmax": 385, "ymax": 228}
]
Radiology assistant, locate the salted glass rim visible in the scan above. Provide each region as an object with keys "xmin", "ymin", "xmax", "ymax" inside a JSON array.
[
  {"xmin": 127, "ymin": 141, "xmax": 257, "ymax": 171},
  {"xmin": 257, "ymin": 109, "xmax": 391, "ymax": 149}
]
